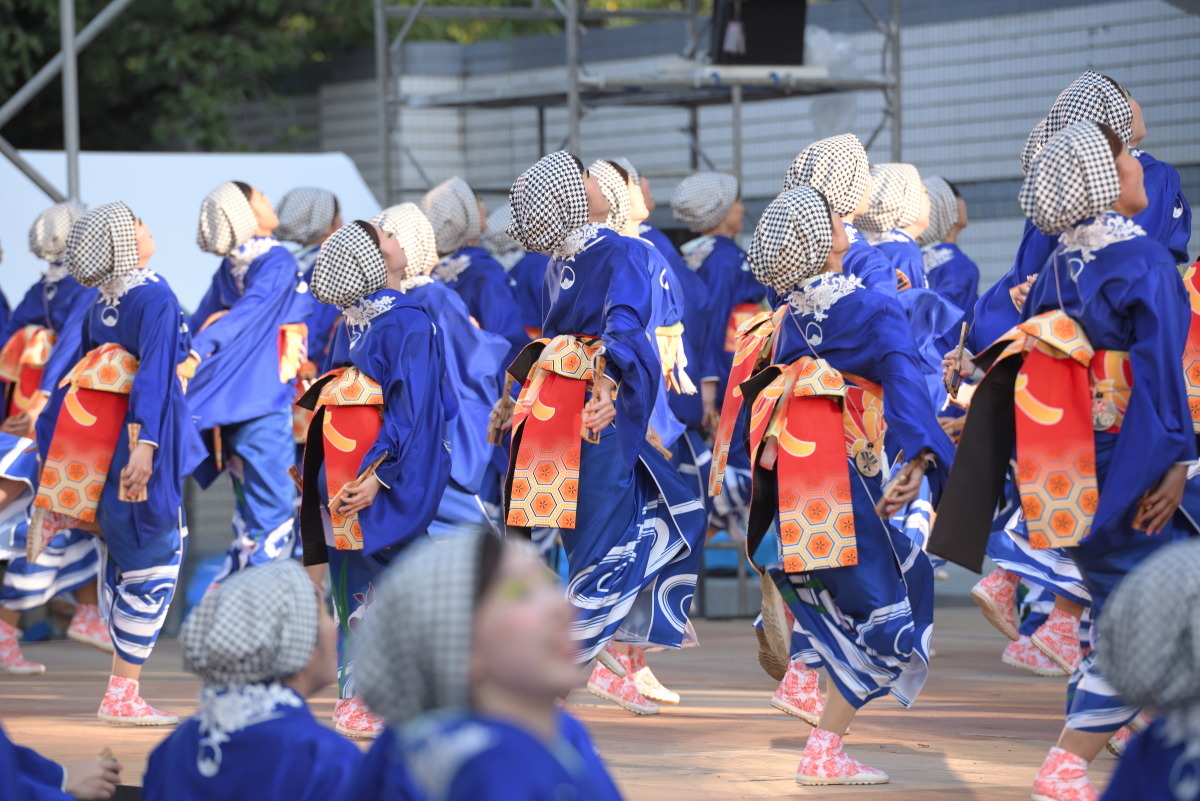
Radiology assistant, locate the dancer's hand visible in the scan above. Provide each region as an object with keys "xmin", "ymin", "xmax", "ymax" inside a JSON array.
[
  {"xmin": 0, "ymin": 412, "xmax": 29, "ymax": 437},
  {"xmin": 1134, "ymin": 462, "xmax": 1188, "ymax": 535},
  {"xmin": 881, "ymin": 457, "xmax": 928, "ymax": 517},
  {"xmin": 759, "ymin": 436, "xmax": 778, "ymax": 470},
  {"xmin": 488, "ymin": 397, "xmax": 514, "ymax": 432},
  {"xmin": 338, "ymin": 474, "xmax": 381, "ymax": 517},
  {"xmin": 701, "ymin": 379, "xmax": 719, "ymax": 438},
  {"xmin": 64, "ymin": 756, "xmax": 122, "ymax": 800},
  {"xmin": 941, "ymin": 347, "xmax": 978, "ymax": 384},
  {"xmin": 1009, "ymin": 273, "xmax": 1037, "ymax": 312},
  {"xmin": 120, "ymin": 442, "xmax": 155, "ymax": 499},
  {"xmin": 582, "ymin": 377, "xmax": 616, "ymax": 436}
]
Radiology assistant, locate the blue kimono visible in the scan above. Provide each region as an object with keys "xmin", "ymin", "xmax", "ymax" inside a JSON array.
[
  {"xmin": 637, "ymin": 223, "xmax": 687, "ymax": 277},
  {"xmin": 639, "ymin": 238, "xmax": 685, "ymax": 448},
  {"xmin": 1100, "ymin": 718, "xmax": 1194, "ymax": 801},
  {"xmin": 34, "ymin": 270, "xmax": 205, "ymax": 665},
  {"xmin": 867, "ymin": 230, "xmax": 926, "ymax": 289},
  {"xmin": 2, "ymin": 272, "xmax": 91, "ymax": 356},
  {"xmin": 143, "ymin": 685, "xmax": 362, "ymax": 801},
  {"xmin": 355, "ymin": 711, "xmax": 623, "ymax": 801},
  {"xmin": 296, "ymin": 243, "xmax": 342, "ymax": 365},
  {"xmin": 505, "ymin": 250, "xmax": 551, "ymax": 336},
  {"xmin": 436, "ymin": 246, "xmax": 529, "ymax": 370},
  {"xmin": 923, "ymin": 243, "xmax": 980, "ymax": 317},
  {"xmin": 537, "ymin": 226, "xmax": 706, "ymax": 660},
  {"xmin": 767, "ymin": 273, "xmax": 955, "ymax": 708},
  {"xmin": 2, "ymin": 723, "xmax": 71, "ymax": 801},
  {"xmin": 1134, "ymin": 148, "xmax": 1191, "ymax": 265}
]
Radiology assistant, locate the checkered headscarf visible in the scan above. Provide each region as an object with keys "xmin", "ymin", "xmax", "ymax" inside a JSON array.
[
  {"xmin": 1100, "ymin": 538, "xmax": 1200, "ymax": 743},
  {"xmin": 482, "ymin": 203, "xmax": 521, "ymax": 255},
  {"xmin": 181, "ymin": 560, "xmax": 318, "ymax": 688},
  {"xmin": 918, "ymin": 177, "xmax": 958, "ymax": 247},
  {"xmin": 610, "ymin": 157, "xmax": 640, "ymax": 186},
  {"xmin": 63, "ymin": 201, "xmax": 139, "ymax": 288},
  {"xmin": 1019, "ymin": 121, "xmax": 1120, "ymax": 235},
  {"xmin": 356, "ymin": 532, "xmax": 487, "ymax": 723},
  {"xmin": 507, "ymin": 151, "xmax": 589, "ymax": 255},
  {"xmin": 857, "ymin": 163, "xmax": 924, "ymax": 233},
  {"xmin": 422, "ymin": 177, "xmax": 482, "ymax": 256},
  {"xmin": 372, "ymin": 203, "xmax": 439, "ymax": 280},
  {"xmin": 1020, "ymin": 71, "xmax": 1133, "ymax": 175},
  {"xmin": 590, "ymin": 160, "xmax": 631, "ymax": 233},
  {"xmin": 748, "ymin": 187, "xmax": 835, "ymax": 294},
  {"xmin": 28, "ymin": 202, "xmax": 87, "ymax": 262},
  {"xmin": 197, "ymin": 182, "xmax": 258, "ymax": 256},
  {"xmin": 311, "ymin": 222, "xmax": 388, "ymax": 307},
  {"xmin": 274, "ymin": 187, "xmax": 338, "ymax": 245},
  {"xmin": 783, "ymin": 133, "xmax": 870, "ymax": 218},
  {"xmin": 671, "ymin": 172, "xmax": 739, "ymax": 233}
]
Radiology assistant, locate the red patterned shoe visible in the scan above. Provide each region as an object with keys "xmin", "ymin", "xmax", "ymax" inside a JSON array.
[
  {"xmin": 1001, "ymin": 636, "xmax": 1069, "ymax": 677},
  {"xmin": 771, "ymin": 659, "xmax": 824, "ymax": 726},
  {"xmin": 587, "ymin": 646, "xmax": 659, "ymax": 715},
  {"xmin": 0, "ymin": 619, "xmax": 45, "ymax": 675},
  {"xmin": 1031, "ymin": 747, "xmax": 1097, "ymax": 801},
  {"xmin": 970, "ymin": 568, "xmax": 1020, "ymax": 641},
  {"xmin": 333, "ymin": 696, "xmax": 384, "ymax": 739},
  {"xmin": 796, "ymin": 728, "xmax": 888, "ymax": 786},
  {"xmin": 66, "ymin": 603, "xmax": 114, "ymax": 654},
  {"xmin": 97, "ymin": 676, "xmax": 178, "ymax": 726},
  {"xmin": 628, "ymin": 646, "xmax": 680, "ymax": 706},
  {"xmin": 1030, "ymin": 609, "xmax": 1082, "ymax": 675},
  {"xmin": 1106, "ymin": 726, "xmax": 1131, "ymax": 757}
]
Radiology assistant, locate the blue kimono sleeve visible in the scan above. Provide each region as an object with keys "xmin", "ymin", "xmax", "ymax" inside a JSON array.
[
  {"xmin": 13, "ymin": 743, "xmax": 71, "ymax": 801},
  {"xmin": 470, "ymin": 272, "xmax": 529, "ymax": 366},
  {"xmin": 306, "ymin": 301, "xmax": 342, "ymax": 363},
  {"xmin": 3, "ymin": 286, "xmax": 44, "ymax": 341},
  {"xmin": 188, "ymin": 269, "xmax": 228, "ymax": 335},
  {"xmin": 1098, "ymin": 722, "xmax": 1177, "ymax": 801},
  {"xmin": 190, "ymin": 259, "xmax": 296, "ymax": 359},
  {"xmin": 602, "ymin": 242, "xmax": 661, "ymax": 466},
  {"xmin": 928, "ymin": 259, "xmax": 979, "ymax": 314},
  {"xmin": 1139, "ymin": 159, "xmax": 1191, "ymax": 265},
  {"xmin": 130, "ymin": 298, "xmax": 186, "ymax": 448},
  {"xmin": 968, "ymin": 223, "xmax": 1055, "ymax": 353},
  {"xmin": 849, "ymin": 244, "xmax": 900, "ymax": 299},
  {"xmin": 870, "ymin": 298, "xmax": 956, "ymax": 503},
  {"xmin": 38, "ymin": 289, "xmax": 95, "ymax": 394}
]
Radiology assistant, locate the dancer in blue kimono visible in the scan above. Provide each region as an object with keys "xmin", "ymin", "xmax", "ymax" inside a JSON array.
[
  {"xmin": 482, "ymin": 203, "xmax": 550, "ymax": 339},
  {"xmin": 372, "ymin": 202, "xmax": 508, "ymax": 534},
  {"xmin": 920, "ymin": 178, "xmax": 980, "ymax": 315},
  {"xmin": 423, "ymin": 177, "xmax": 529, "ymax": 369},
  {"xmin": 31, "ymin": 202, "xmax": 205, "ymax": 725},
  {"xmin": 502, "ymin": 151, "xmax": 706, "ymax": 717},
  {"xmin": 0, "ymin": 202, "xmax": 108, "ymax": 672},
  {"xmin": 355, "ymin": 531, "xmax": 625, "ymax": 801},
  {"xmin": 933, "ymin": 121, "xmax": 1193, "ymax": 801},
  {"xmin": 728, "ymin": 186, "xmax": 952, "ymax": 785},
  {"xmin": 298, "ymin": 219, "xmax": 452, "ymax": 738},
  {"xmin": 2, "ymin": 721, "xmax": 122, "ymax": 801},
  {"xmin": 188, "ymin": 182, "xmax": 313, "ymax": 582},
  {"xmin": 143, "ymin": 560, "xmax": 361, "ymax": 801},
  {"xmin": 856, "ymin": 162, "xmax": 931, "ymax": 290},
  {"xmin": 274, "ymin": 187, "xmax": 344, "ymax": 370}
]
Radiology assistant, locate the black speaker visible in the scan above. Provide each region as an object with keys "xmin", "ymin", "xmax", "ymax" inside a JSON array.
[{"xmin": 709, "ymin": 0, "xmax": 807, "ymax": 66}]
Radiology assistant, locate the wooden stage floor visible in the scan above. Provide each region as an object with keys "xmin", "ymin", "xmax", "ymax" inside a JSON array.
[{"xmin": 1, "ymin": 604, "xmax": 1113, "ymax": 799}]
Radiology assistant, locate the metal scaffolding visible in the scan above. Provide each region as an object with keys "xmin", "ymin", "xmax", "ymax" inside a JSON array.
[{"xmin": 373, "ymin": 0, "xmax": 902, "ymax": 204}]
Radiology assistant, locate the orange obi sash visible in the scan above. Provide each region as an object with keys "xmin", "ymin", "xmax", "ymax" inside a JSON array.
[
  {"xmin": 0, "ymin": 325, "xmax": 56, "ymax": 417},
  {"xmin": 987, "ymin": 311, "xmax": 1100, "ymax": 550},
  {"xmin": 33, "ymin": 344, "xmax": 138, "ymax": 525},
  {"xmin": 842, "ymin": 378, "xmax": 887, "ymax": 479},
  {"xmin": 710, "ymin": 308, "xmax": 785, "ymax": 498},
  {"xmin": 299, "ymin": 367, "xmax": 384, "ymax": 551},
  {"xmin": 896, "ymin": 269, "xmax": 912, "ymax": 292},
  {"xmin": 724, "ymin": 302, "xmax": 763, "ymax": 353},
  {"xmin": 655, "ymin": 322, "xmax": 697, "ymax": 395},
  {"xmin": 1090, "ymin": 350, "xmax": 1132, "ymax": 434},
  {"xmin": 743, "ymin": 357, "xmax": 856, "ymax": 573},
  {"xmin": 505, "ymin": 335, "xmax": 604, "ymax": 530},
  {"xmin": 279, "ymin": 322, "xmax": 308, "ymax": 383},
  {"xmin": 1180, "ymin": 261, "xmax": 1200, "ymax": 432}
]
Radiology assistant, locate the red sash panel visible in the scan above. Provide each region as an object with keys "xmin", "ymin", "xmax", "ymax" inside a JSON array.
[
  {"xmin": 35, "ymin": 387, "xmax": 129, "ymax": 523},
  {"xmin": 323, "ymin": 405, "xmax": 383, "ymax": 550},
  {"xmin": 724, "ymin": 302, "xmax": 763, "ymax": 353},
  {"xmin": 1180, "ymin": 261, "xmax": 1200, "ymax": 432},
  {"xmin": 0, "ymin": 326, "xmax": 56, "ymax": 418}
]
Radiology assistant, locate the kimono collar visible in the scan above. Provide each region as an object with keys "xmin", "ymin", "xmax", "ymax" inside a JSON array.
[
  {"xmin": 98, "ymin": 268, "xmax": 154, "ymax": 309},
  {"xmin": 494, "ymin": 250, "xmax": 524, "ymax": 271},
  {"xmin": 228, "ymin": 236, "xmax": 280, "ymax": 279},
  {"xmin": 195, "ymin": 684, "xmax": 305, "ymax": 777},
  {"xmin": 790, "ymin": 272, "xmax": 864, "ymax": 322},
  {"xmin": 44, "ymin": 262, "xmax": 69, "ymax": 283},
  {"xmin": 864, "ymin": 229, "xmax": 916, "ymax": 247},
  {"xmin": 344, "ymin": 289, "xmax": 403, "ymax": 331},
  {"xmin": 1058, "ymin": 212, "xmax": 1145, "ymax": 264},
  {"xmin": 680, "ymin": 235, "xmax": 717, "ymax": 272},
  {"xmin": 556, "ymin": 222, "xmax": 607, "ymax": 261},
  {"xmin": 922, "ymin": 243, "xmax": 956, "ymax": 271}
]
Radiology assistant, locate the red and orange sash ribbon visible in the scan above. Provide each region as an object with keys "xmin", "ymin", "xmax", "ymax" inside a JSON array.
[
  {"xmin": 0, "ymin": 325, "xmax": 56, "ymax": 418},
  {"xmin": 724, "ymin": 302, "xmax": 764, "ymax": 354},
  {"xmin": 709, "ymin": 308, "xmax": 785, "ymax": 498},
  {"xmin": 1180, "ymin": 261, "xmax": 1200, "ymax": 432},
  {"xmin": 506, "ymin": 335, "xmax": 604, "ymax": 530},
  {"xmin": 278, "ymin": 322, "xmax": 309, "ymax": 383}
]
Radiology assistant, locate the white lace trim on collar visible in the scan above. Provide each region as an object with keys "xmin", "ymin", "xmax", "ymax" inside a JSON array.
[
  {"xmin": 229, "ymin": 237, "xmax": 279, "ymax": 278},
  {"xmin": 864, "ymin": 229, "xmax": 914, "ymax": 247},
  {"xmin": 922, "ymin": 245, "xmax": 955, "ymax": 271},
  {"xmin": 680, "ymin": 235, "xmax": 716, "ymax": 272},
  {"xmin": 99, "ymin": 269, "xmax": 154, "ymax": 308},
  {"xmin": 344, "ymin": 295, "xmax": 397, "ymax": 330},
  {"xmin": 789, "ymin": 273, "xmax": 865, "ymax": 322},
  {"xmin": 494, "ymin": 250, "xmax": 524, "ymax": 272},
  {"xmin": 1059, "ymin": 213, "xmax": 1145, "ymax": 263},
  {"xmin": 196, "ymin": 683, "xmax": 303, "ymax": 778},
  {"xmin": 555, "ymin": 223, "xmax": 606, "ymax": 260},
  {"xmin": 434, "ymin": 253, "xmax": 472, "ymax": 283},
  {"xmin": 44, "ymin": 263, "xmax": 69, "ymax": 283}
]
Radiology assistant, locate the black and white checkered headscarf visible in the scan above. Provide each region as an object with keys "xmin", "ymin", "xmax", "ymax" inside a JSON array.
[
  {"xmin": 917, "ymin": 177, "xmax": 958, "ymax": 247},
  {"xmin": 783, "ymin": 133, "xmax": 870, "ymax": 219},
  {"xmin": 748, "ymin": 187, "xmax": 835, "ymax": 295},
  {"xmin": 311, "ymin": 222, "xmax": 388, "ymax": 307},
  {"xmin": 28, "ymin": 202, "xmax": 87, "ymax": 263},
  {"xmin": 181, "ymin": 560, "xmax": 318, "ymax": 688},
  {"xmin": 421, "ymin": 176, "xmax": 482, "ymax": 257},
  {"xmin": 274, "ymin": 187, "xmax": 338, "ymax": 245},
  {"xmin": 356, "ymin": 533, "xmax": 486, "ymax": 724},
  {"xmin": 610, "ymin": 157, "xmax": 640, "ymax": 186},
  {"xmin": 63, "ymin": 201, "xmax": 139, "ymax": 288},
  {"xmin": 372, "ymin": 203, "xmax": 439, "ymax": 281},
  {"xmin": 197, "ymin": 182, "xmax": 258, "ymax": 256},
  {"xmin": 590, "ymin": 159, "xmax": 631, "ymax": 233},
  {"xmin": 1019, "ymin": 121, "xmax": 1120, "ymax": 235},
  {"xmin": 1101, "ymin": 538, "xmax": 1200, "ymax": 744},
  {"xmin": 507, "ymin": 151, "xmax": 589, "ymax": 255},
  {"xmin": 856, "ymin": 163, "xmax": 924, "ymax": 233},
  {"xmin": 671, "ymin": 172, "xmax": 739, "ymax": 233},
  {"xmin": 1020, "ymin": 71, "xmax": 1133, "ymax": 175},
  {"xmin": 482, "ymin": 203, "xmax": 521, "ymax": 255}
]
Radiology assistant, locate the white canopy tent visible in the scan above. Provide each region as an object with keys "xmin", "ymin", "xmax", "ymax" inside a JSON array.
[{"xmin": 0, "ymin": 150, "xmax": 380, "ymax": 311}]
